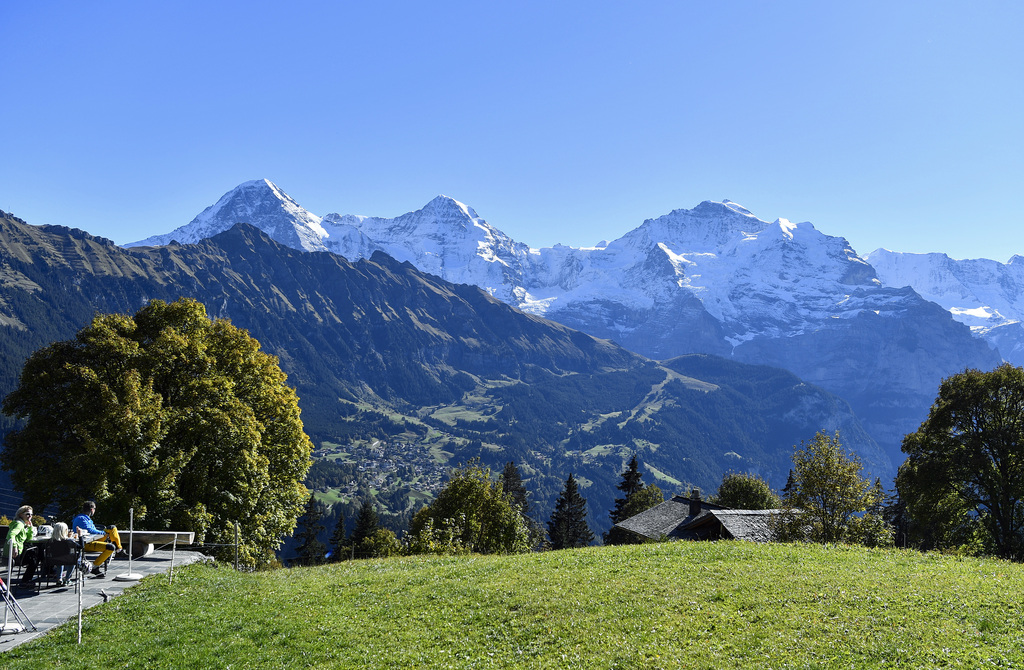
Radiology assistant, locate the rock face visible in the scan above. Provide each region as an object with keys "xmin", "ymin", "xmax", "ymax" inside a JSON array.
[
  {"xmin": 867, "ymin": 249, "xmax": 1024, "ymax": 366},
  {"xmin": 125, "ymin": 182, "xmax": 1004, "ymax": 468}
]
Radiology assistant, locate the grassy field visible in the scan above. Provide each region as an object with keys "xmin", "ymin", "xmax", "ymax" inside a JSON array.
[{"xmin": 5, "ymin": 541, "xmax": 1024, "ymax": 668}]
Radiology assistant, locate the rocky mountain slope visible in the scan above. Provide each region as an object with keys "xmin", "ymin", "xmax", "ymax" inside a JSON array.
[
  {"xmin": 867, "ymin": 249, "xmax": 1024, "ymax": 366},
  {"xmin": 2, "ymin": 210, "xmax": 883, "ymax": 534},
  {"xmin": 127, "ymin": 181, "xmax": 1002, "ymax": 465}
]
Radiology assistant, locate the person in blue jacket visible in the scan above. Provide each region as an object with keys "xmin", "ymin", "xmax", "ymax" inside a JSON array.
[{"xmin": 72, "ymin": 500, "xmax": 126, "ymax": 577}]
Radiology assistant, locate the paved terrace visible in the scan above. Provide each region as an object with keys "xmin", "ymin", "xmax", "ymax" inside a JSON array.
[{"xmin": 0, "ymin": 549, "xmax": 209, "ymax": 652}]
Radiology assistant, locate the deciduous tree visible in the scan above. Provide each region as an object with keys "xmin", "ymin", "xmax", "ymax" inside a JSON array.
[
  {"xmin": 898, "ymin": 364, "xmax": 1024, "ymax": 559},
  {"xmin": 1, "ymin": 298, "xmax": 312, "ymax": 567},
  {"xmin": 713, "ymin": 472, "xmax": 780, "ymax": 510},
  {"xmin": 777, "ymin": 431, "xmax": 891, "ymax": 546},
  {"xmin": 408, "ymin": 460, "xmax": 529, "ymax": 555}
]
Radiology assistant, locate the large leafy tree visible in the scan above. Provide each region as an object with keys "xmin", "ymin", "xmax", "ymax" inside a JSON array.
[
  {"xmin": 1, "ymin": 298, "xmax": 312, "ymax": 567},
  {"xmin": 777, "ymin": 431, "xmax": 891, "ymax": 546},
  {"xmin": 548, "ymin": 473, "xmax": 594, "ymax": 549},
  {"xmin": 898, "ymin": 364, "xmax": 1024, "ymax": 559},
  {"xmin": 408, "ymin": 460, "xmax": 529, "ymax": 555},
  {"xmin": 714, "ymin": 472, "xmax": 780, "ymax": 510},
  {"xmin": 604, "ymin": 455, "xmax": 663, "ymax": 545}
]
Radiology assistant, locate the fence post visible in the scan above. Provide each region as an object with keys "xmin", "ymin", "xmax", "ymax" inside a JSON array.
[
  {"xmin": 234, "ymin": 522, "xmax": 240, "ymax": 571},
  {"xmin": 169, "ymin": 532, "xmax": 178, "ymax": 585}
]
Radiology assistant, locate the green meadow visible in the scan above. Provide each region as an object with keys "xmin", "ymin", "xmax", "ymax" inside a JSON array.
[{"xmin": 5, "ymin": 541, "xmax": 1023, "ymax": 669}]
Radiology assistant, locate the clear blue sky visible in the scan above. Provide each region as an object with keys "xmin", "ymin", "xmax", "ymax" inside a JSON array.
[{"xmin": 2, "ymin": 1, "xmax": 1021, "ymax": 260}]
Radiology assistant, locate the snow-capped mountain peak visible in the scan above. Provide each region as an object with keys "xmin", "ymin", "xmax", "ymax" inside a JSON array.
[
  {"xmin": 127, "ymin": 179, "xmax": 328, "ymax": 251},
  {"xmin": 868, "ymin": 248, "xmax": 1024, "ymax": 351},
  {"xmin": 422, "ymin": 194, "xmax": 482, "ymax": 225}
]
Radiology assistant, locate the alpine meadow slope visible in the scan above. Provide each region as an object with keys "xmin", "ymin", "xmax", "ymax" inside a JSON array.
[{"xmin": 1, "ymin": 209, "xmax": 879, "ymax": 536}]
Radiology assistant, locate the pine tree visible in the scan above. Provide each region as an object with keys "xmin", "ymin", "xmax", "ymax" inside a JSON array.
[
  {"xmin": 782, "ymin": 469, "xmax": 796, "ymax": 495},
  {"xmin": 295, "ymin": 493, "xmax": 327, "ymax": 566},
  {"xmin": 604, "ymin": 454, "xmax": 663, "ymax": 545},
  {"xmin": 500, "ymin": 460, "xmax": 543, "ymax": 547},
  {"xmin": 500, "ymin": 461, "xmax": 530, "ymax": 516},
  {"xmin": 350, "ymin": 499, "xmax": 379, "ymax": 557},
  {"xmin": 328, "ymin": 511, "xmax": 347, "ymax": 562},
  {"xmin": 605, "ymin": 455, "xmax": 643, "ymax": 544},
  {"xmin": 548, "ymin": 473, "xmax": 594, "ymax": 550}
]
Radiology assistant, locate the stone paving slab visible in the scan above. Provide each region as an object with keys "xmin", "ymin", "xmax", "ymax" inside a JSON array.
[{"xmin": 0, "ymin": 549, "xmax": 209, "ymax": 652}]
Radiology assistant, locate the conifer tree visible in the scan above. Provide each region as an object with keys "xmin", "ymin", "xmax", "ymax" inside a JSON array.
[
  {"xmin": 295, "ymin": 493, "xmax": 327, "ymax": 566},
  {"xmin": 499, "ymin": 460, "xmax": 543, "ymax": 547},
  {"xmin": 604, "ymin": 455, "xmax": 663, "ymax": 545},
  {"xmin": 500, "ymin": 461, "xmax": 530, "ymax": 516},
  {"xmin": 328, "ymin": 511, "xmax": 347, "ymax": 562},
  {"xmin": 548, "ymin": 473, "xmax": 594, "ymax": 549},
  {"xmin": 350, "ymin": 499, "xmax": 380, "ymax": 557}
]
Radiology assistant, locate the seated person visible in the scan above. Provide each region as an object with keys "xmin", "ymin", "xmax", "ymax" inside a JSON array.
[
  {"xmin": 5, "ymin": 505, "xmax": 40, "ymax": 587},
  {"xmin": 46, "ymin": 522, "xmax": 81, "ymax": 587},
  {"xmin": 72, "ymin": 500, "xmax": 125, "ymax": 578}
]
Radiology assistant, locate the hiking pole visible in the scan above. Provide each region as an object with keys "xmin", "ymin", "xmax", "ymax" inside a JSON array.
[
  {"xmin": 77, "ymin": 537, "xmax": 84, "ymax": 644},
  {"xmin": 0, "ymin": 577, "xmax": 35, "ymax": 634},
  {"xmin": 114, "ymin": 508, "xmax": 142, "ymax": 582},
  {"xmin": 0, "ymin": 538, "xmax": 34, "ymax": 634},
  {"xmin": 1, "ymin": 539, "xmax": 16, "ymax": 634}
]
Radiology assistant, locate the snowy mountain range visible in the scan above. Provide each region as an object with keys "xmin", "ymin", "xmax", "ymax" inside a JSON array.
[
  {"xmin": 867, "ymin": 249, "xmax": 1024, "ymax": 366},
  {"xmin": 127, "ymin": 179, "xmax": 1006, "ymax": 469}
]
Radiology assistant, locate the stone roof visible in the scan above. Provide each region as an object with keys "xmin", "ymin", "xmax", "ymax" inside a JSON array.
[
  {"xmin": 614, "ymin": 494, "xmax": 782, "ymax": 543},
  {"xmin": 683, "ymin": 509, "xmax": 781, "ymax": 543},
  {"xmin": 614, "ymin": 495, "xmax": 726, "ymax": 540}
]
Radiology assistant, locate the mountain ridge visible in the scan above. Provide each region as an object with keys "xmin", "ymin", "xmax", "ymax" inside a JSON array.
[
  {"xmin": 2, "ymin": 211, "xmax": 884, "ymax": 534},
  {"xmin": 122, "ymin": 181, "xmax": 1000, "ymax": 465}
]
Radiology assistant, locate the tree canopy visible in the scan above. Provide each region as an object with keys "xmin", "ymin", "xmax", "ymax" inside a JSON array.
[
  {"xmin": 898, "ymin": 364, "xmax": 1024, "ymax": 559},
  {"xmin": 777, "ymin": 431, "xmax": 891, "ymax": 546},
  {"xmin": 714, "ymin": 472, "xmax": 780, "ymax": 510},
  {"xmin": 1, "ymin": 298, "xmax": 312, "ymax": 566},
  {"xmin": 498, "ymin": 460, "xmax": 543, "ymax": 547},
  {"xmin": 408, "ymin": 460, "xmax": 530, "ymax": 555}
]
